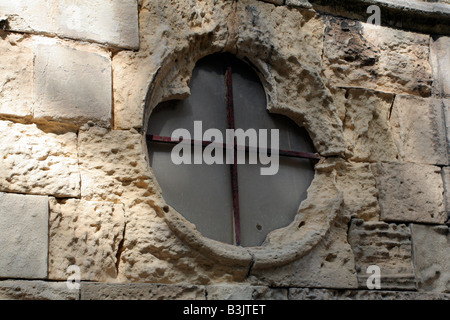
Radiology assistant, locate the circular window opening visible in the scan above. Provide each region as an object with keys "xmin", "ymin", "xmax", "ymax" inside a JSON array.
[{"xmin": 147, "ymin": 54, "xmax": 318, "ymax": 247}]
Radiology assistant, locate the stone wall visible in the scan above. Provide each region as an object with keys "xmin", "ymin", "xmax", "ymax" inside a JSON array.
[{"xmin": 0, "ymin": 0, "xmax": 449, "ymax": 300}]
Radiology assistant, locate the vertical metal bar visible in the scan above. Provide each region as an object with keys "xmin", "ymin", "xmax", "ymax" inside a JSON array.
[{"xmin": 225, "ymin": 65, "xmax": 241, "ymax": 246}]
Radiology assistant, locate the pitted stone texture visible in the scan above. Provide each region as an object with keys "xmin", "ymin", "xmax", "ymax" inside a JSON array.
[
  {"xmin": 333, "ymin": 88, "xmax": 397, "ymax": 162},
  {"xmin": 117, "ymin": 200, "xmax": 251, "ymax": 284},
  {"xmin": 335, "ymin": 160, "xmax": 380, "ymax": 221},
  {"xmin": 78, "ymin": 126, "xmax": 152, "ymax": 203},
  {"xmin": 411, "ymin": 224, "xmax": 450, "ymax": 293},
  {"xmin": 371, "ymin": 162, "xmax": 446, "ymax": 224},
  {"xmin": 348, "ymin": 219, "xmax": 416, "ymax": 290},
  {"xmin": 116, "ymin": 0, "xmax": 346, "ymax": 157},
  {"xmin": 48, "ymin": 198, "xmax": 125, "ymax": 282},
  {"xmin": 0, "ymin": 0, "xmax": 139, "ymax": 49},
  {"xmin": 78, "ymin": 126, "xmax": 250, "ymax": 284},
  {"xmin": 285, "ymin": 0, "xmax": 313, "ymax": 8},
  {"xmin": 390, "ymin": 95, "xmax": 447, "ymax": 166},
  {"xmin": 81, "ymin": 283, "xmax": 205, "ymax": 300},
  {"xmin": 0, "ymin": 280, "xmax": 78, "ymax": 300},
  {"xmin": 289, "ymin": 288, "xmax": 450, "ymax": 300},
  {"xmin": 236, "ymin": 0, "xmax": 346, "ymax": 156},
  {"xmin": 250, "ymin": 212, "xmax": 358, "ymax": 289},
  {"xmin": 113, "ymin": 0, "xmax": 233, "ymax": 130},
  {"xmin": 324, "ymin": 17, "xmax": 432, "ymax": 97},
  {"xmin": 0, "ymin": 32, "xmax": 33, "ymax": 119},
  {"xmin": 430, "ymin": 36, "xmax": 450, "ymax": 97},
  {"xmin": 246, "ymin": 160, "xmax": 345, "ymax": 270},
  {"xmin": 0, "ymin": 192, "xmax": 48, "ymax": 279},
  {"xmin": 206, "ymin": 285, "xmax": 288, "ymax": 300},
  {"xmin": 34, "ymin": 44, "xmax": 111, "ymax": 129},
  {"xmin": 0, "ymin": 121, "xmax": 80, "ymax": 197}
]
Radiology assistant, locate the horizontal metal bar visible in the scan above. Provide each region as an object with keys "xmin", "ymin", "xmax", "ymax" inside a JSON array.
[{"xmin": 147, "ymin": 134, "xmax": 321, "ymax": 161}]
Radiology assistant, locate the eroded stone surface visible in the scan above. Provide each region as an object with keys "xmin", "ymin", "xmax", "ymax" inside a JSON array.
[
  {"xmin": 0, "ymin": 0, "xmax": 139, "ymax": 49},
  {"xmin": 250, "ymin": 196, "xmax": 358, "ymax": 289},
  {"xmin": 324, "ymin": 17, "xmax": 433, "ymax": 97},
  {"xmin": 430, "ymin": 36, "xmax": 450, "ymax": 97},
  {"xmin": 0, "ymin": 32, "xmax": 33, "ymax": 119},
  {"xmin": 247, "ymin": 160, "xmax": 345, "ymax": 270},
  {"xmin": 236, "ymin": 0, "xmax": 346, "ymax": 156},
  {"xmin": 390, "ymin": 95, "xmax": 447, "ymax": 166},
  {"xmin": 113, "ymin": 0, "xmax": 233, "ymax": 130},
  {"xmin": 333, "ymin": 88, "xmax": 397, "ymax": 162},
  {"xmin": 34, "ymin": 43, "xmax": 111, "ymax": 129},
  {"xmin": 78, "ymin": 126, "xmax": 250, "ymax": 284},
  {"xmin": 78, "ymin": 126, "xmax": 150, "ymax": 202},
  {"xmin": 115, "ymin": 0, "xmax": 347, "ymax": 157},
  {"xmin": 81, "ymin": 283, "xmax": 205, "ymax": 300},
  {"xmin": 371, "ymin": 162, "xmax": 446, "ymax": 224},
  {"xmin": 48, "ymin": 198, "xmax": 126, "ymax": 282},
  {"xmin": 411, "ymin": 224, "xmax": 450, "ymax": 293},
  {"xmin": 348, "ymin": 219, "xmax": 416, "ymax": 290},
  {"xmin": 0, "ymin": 280, "xmax": 78, "ymax": 300},
  {"xmin": 334, "ymin": 160, "xmax": 380, "ymax": 221},
  {"xmin": 0, "ymin": 192, "xmax": 48, "ymax": 279},
  {"xmin": 0, "ymin": 120, "xmax": 80, "ymax": 197}
]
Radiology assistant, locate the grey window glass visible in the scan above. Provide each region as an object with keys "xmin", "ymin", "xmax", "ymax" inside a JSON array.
[
  {"xmin": 148, "ymin": 143, "xmax": 234, "ymax": 244},
  {"xmin": 147, "ymin": 54, "xmax": 316, "ymax": 247}
]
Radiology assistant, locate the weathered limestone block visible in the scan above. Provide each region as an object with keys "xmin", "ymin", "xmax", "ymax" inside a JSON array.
[
  {"xmin": 236, "ymin": 0, "xmax": 346, "ymax": 156},
  {"xmin": 117, "ymin": 200, "xmax": 252, "ymax": 284},
  {"xmin": 430, "ymin": 36, "xmax": 450, "ymax": 97},
  {"xmin": 390, "ymin": 95, "xmax": 447, "ymax": 166},
  {"xmin": 0, "ymin": 32, "xmax": 33, "ymax": 119},
  {"xmin": 48, "ymin": 198, "xmax": 126, "ymax": 282},
  {"xmin": 114, "ymin": 0, "xmax": 232, "ymax": 130},
  {"xmin": 247, "ymin": 160, "xmax": 345, "ymax": 270},
  {"xmin": 78, "ymin": 126, "xmax": 151, "ymax": 202},
  {"xmin": 333, "ymin": 88, "xmax": 397, "ymax": 162},
  {"xmin": 0, "ymin": 120, "xmax": 80, "ymax": 197},
  {"xmin": 411, "ymin": 224, "xmax": 450, "ymax": 293},
  {"xmin": 371, "ymin": 162, "xmax": 446, "ymax": 224},
  {"xmin": 206, "ymin": 285, "xmax": 288, "ymax": 300},
  {"xmin": 285, "ymin": 0, "xmax": 313, "ymax": 9},
  {"xmin": 113, "ymin": 51, "xmax": 159, "ymax": 130},
  {"xmin": 117, "ymin": 0, "xmax": 346, "ymax": 158},
  {"xmin": 324, "ymin": 17, "xmax": 433, "ymax": 97},
  {"xmin": 334, "ymin": 160, "xmax": 380, "ymax": 221},
  {"xmin": 348, "ymin": 219, "xmax": 416, "ymax": 290},
  {"xmin": 250, "ymin": 213, "xmax": 358, "ymax": 289},
  {"xmin": 0, "ymin": 192, "xmax": 48, "ymax": 279},
  {"xmin": 81, "ymin": 283, "xmax": 205, "ymax": 300},
  {"xmin": 34, "ymin": 43, "xmax": 111, "ymax": 129},
  {"xmin": 79, "ymin": 126, "xmax": 250, "ymax": 284},
  {"xmin": 289, "ymin": 288, "xmax": 450, "ymax": 300},
  {"xmin": 0, "ymin": 280, "xmax": 78, "ymax": 300},
  {"xmin": 0, "ymin": 0, "xmax": 139, "ymax": 49}
]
